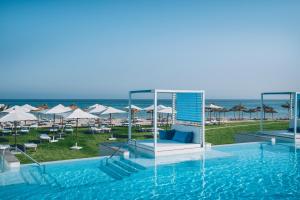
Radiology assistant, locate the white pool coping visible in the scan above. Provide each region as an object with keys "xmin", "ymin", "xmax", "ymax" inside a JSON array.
[{"xmin": 20, "ymin": 141, "xmax": 270, "ymax": 167}]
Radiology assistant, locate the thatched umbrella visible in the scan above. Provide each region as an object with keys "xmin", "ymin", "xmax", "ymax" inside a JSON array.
[
  {"xmin": 244, "ymin": 108, "xmax": 257, "ymax": 119},
  {"xmin": 265, "ymin": 107, "xmax": 277, "ymax": 120},
  {"xmin": 281, "ymin": 102, "xmax": 290, "ymax": 118},
  {"xmin": 263, "ymin": 105, "xmax": 276, "ymax": 119},
  {"xmin": 69, "ymin": 104, "xmax": 78, "ymax": 110},
  {"xmin": 231, "ymin": 104, "xmax": 247, "ymax": 120}
]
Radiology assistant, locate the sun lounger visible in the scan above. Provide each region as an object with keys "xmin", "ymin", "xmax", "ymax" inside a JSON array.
[
  {"xmin": 24, "ymin": 143, "xmax": 37, "ymax": 152},
  {"xmin": 20, "ymin": 127, "xmax": 30, "ymax": 134},
  {"xmin": 40, "ymin": 134, "xmax": 51, "ymax": 142},
  {"xmin": 0, "ymin": 144, "xmax": 10, "ymax": 150},
  {"xmin": 64, "ymin": 125, "xmax": 74, "ymax": 133}
]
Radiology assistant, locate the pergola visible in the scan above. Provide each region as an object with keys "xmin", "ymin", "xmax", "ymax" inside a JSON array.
[
  {"xmin": 128, "ymin": 89, "xmax": 205, "ymax": 157},
  {"xmin": 260, "ymin": 91, "xmax": 300, "ymax": 141}
]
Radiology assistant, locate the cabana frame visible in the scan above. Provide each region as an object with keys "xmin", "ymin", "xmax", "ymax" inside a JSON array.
[
  {"xmin": 128, "ymin": 89, "xmax": 205, "ymax": 157},
  {"xmin": 260, "ymin": 91, "xmax": 299, "ymax": 141}
]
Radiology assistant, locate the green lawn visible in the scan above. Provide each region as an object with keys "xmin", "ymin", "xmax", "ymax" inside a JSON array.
[{"xmin": 0, "ymin": 120, "xmax": 289, "ymax": 163}]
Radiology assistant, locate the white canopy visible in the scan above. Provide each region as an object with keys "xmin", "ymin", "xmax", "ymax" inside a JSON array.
[
  {"xmin": 143, "ymin": 104, "xmax": 167, "ymax": 112},
  {"xmin": 22, "ymin": 104, "xmax": 38, "ymax": 111},
  {"xmin": 157, "ymin": 107, "xmax": 175, "ymax": 114},
  {"xmin": 88, "ymin": 104, "xmax": 103, "ymax": 109},
  {"xmin": 125, "ymin": 105, "xmax": 142, "ymax": 111},
  {"xmin": 205, "ymin": 104, "xmax": 223, "ymax": 110},
  {"xmin": 43, "ymin": 104, "xmax": 72, "ymax": 114},
  {"xmin": 62, "ymin": 108, "xmax": 99, "ymax": 119},
  {"xmin": 88, "ymin": 104, "xmax": 107, "ymax": 114},
  {"xmin": 0, "ymin": 109, "xmax": 37, "ymax": 122},
  {"xmin": 101, "ymin": 107, "xmax": 126, "ymax": 115},
  {"xmin": 3, "ymin": 105, "xmax": 30, "ymax": 113}
]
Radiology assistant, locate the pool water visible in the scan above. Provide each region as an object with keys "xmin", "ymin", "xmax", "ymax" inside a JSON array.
[{"xmin": 1, "ymin": 142, "xmax": 300, "ymax": 199}]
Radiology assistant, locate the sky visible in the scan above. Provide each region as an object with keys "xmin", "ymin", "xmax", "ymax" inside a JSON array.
[{"xmin": 0, "ymin": 0, "xmax": 299, "ymax": 99}]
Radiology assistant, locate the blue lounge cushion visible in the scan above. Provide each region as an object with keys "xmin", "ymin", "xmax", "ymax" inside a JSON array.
[
  {"xmin": 288, "ymin": 127, "xmax": 300, "ymax": 132},
  {"xmin": 172, "ymin": 130, "xmax": 193, "ymax": 143},
  {"xmin": 159, "ymin": 129, "xmax": 175, "ymax": 140}
]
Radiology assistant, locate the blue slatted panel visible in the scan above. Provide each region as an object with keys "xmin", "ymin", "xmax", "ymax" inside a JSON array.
[{"xmin": 176, "ymin": 93, "xmax": 203, "ymax": 122}]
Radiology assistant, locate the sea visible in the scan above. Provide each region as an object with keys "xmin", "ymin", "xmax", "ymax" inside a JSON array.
[{"xmin": 0, "ymin": 99, "xmax": 290, "ymax": 120}]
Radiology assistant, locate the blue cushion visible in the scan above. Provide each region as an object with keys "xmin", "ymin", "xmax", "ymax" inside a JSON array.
[
  {"xmin": 159, "ymin": 129, "xmax": 175, "ymax": 140},
  {"xmin": 172, "ymin": 131, "xmax": 193, "ymax": 143},
  {"xmin": 288, "ymin": 127, "xmax": 300, "ymax": 132}
]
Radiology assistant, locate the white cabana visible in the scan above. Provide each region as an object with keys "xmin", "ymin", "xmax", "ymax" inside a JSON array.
[
  {"xmin": 62, "ymin": 108, "xmax": 98, "ymax": 150},
  {"xmin": 22, "ymin": 104, "xmax": 38, "ymax": 111},
  {"xmin": 0, "ymin": 109, "xmax": 37, "ymax": 151},
  {"xmin": 128, "ymin": 89, "xmax": 205, "ymax": 157}
]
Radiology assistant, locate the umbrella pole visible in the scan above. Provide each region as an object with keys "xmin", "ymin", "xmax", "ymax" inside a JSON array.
[
  {"xmin": 76, "ymin": 118, "xmax": 78, "ymax": 147},
  {"xmin": 14, "ymin": 121, "xmax": 17, "ymax": 151}
]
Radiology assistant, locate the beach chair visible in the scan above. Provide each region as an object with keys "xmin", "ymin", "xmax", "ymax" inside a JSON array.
[
  {"xmin": 20, "ymin": 127, "xmax": 30, "ymax": 134},
  {"xmin": 40, "ymin": 134, "xmax": 51, "ymax": 142},
  {"xmin": 24, "ymin": 143, "xmax": 37, "ymax": 152},
  {"xmin": 64, "ymin": 125, "xmax": 74, "ymax": 133}
]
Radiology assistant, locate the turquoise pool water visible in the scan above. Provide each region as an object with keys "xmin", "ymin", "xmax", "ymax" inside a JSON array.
[{"xmin": 1, "ymin": 142, "xmax": 300, "ymax": 199}]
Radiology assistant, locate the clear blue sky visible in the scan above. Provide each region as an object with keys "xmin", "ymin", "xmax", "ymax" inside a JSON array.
[{"xmin": 0, "ymin": 0, "xmax": 299, "ymax": 99}]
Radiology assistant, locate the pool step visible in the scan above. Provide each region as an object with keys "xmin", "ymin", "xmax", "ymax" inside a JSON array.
[{"xmin": 99, "ymin": 157, "xmax": 146, "ymax": 180}]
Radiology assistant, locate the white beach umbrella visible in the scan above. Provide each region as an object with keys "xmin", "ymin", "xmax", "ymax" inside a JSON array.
[
  {"xmin": 205, "ymin": 104, "xmax": 223, "ymax": 110},
  {"xmin": 143, "ymin": 104, "xmax": 167, "ymax": 112},
  {"xmin": 88, "ymin": 104, "xmax": 107, "ymax": 114},
  {"xmin": 101, "ymin": 107, "xmax": 125, "ymax": 123},
  {"xmin": 125, "ymin": 105, "xmax": 142, "ymax": 111},
  {"xmin": 62, "ymin": 108, "xmax": 98, "ymax": 150},
  {"xmin": 43, "ymin": 104, "xmax": 72, "ymax": 125},
  {"xmin": 44, "ymin": 104, "xmax": 72, "ymax": 115},
  {"xmin": 157, "ymin": 107, "xmax": 174, "ymax": 114},
  {"xmin": 22, "ymin": 104, "xmax": 38, "ymax": 111},
  {"xmin": 88, "ymin": 104, "xmax": 103, "ymax": 110},
  {"xmin": 3, "ymin": 105, "xmax": 30, "ymax": 113},
  {"xmin": 0, "ymin": 109, "xmax": 37, "ymax": 151}
]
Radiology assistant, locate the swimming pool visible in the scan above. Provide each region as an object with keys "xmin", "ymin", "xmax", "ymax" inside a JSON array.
[{"xmin": 0, "ymin": 142, "xmax": 300, "ymax": 199}]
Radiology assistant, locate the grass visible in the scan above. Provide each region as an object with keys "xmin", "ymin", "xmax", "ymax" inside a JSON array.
[{"xmin": 0, "ymin": 120, "xmax": 289, "ymax": 163}]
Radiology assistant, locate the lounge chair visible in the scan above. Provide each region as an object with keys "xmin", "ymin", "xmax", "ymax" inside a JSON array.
[
  {"xmin": 24, "ymin": 143, "xmax": 37, "ymax": 152},
  {"xmin": 64, "ymin": 125, "xmax": 74, "ymax": 133},
  {"xmin": 20, "ymin": 127, "xmax": 30, "ymax": 134},
  {"xmin": 40, "ymin": 134, "xmax": 51, "ymax": 142}
]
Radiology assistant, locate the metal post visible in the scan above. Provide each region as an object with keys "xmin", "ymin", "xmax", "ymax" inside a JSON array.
[
  {"xmin": 128, "ymin": 92, "xmax": 132, "ymax": 140},
  {"xmin": 294, "ymin": 93, "xmax": 297, "ymax": 142},
  {"xmin": 202, "ymin": 92, "xmax": 206, "ymax": 148},
  {"xmin": 171, "ymin": 93, "xmax": 176, "ymax": 125},
  {"xmin": 154, "ymin": 90, "xmax": 158, "ymax": 157},
  {"xmin": 260, "ymin": 93, "xmax": 264, "ymax": 132}
]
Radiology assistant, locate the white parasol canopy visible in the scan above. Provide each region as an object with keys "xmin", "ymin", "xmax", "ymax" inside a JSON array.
[
  {"xmin": 157, "ymin": 107, "xmax": 175, "ymax": 114},
  {"xmin": 88, "ymin": 104, "xmax": 107, "ymax": 114},
  {"xmin": 125, "ymin": 105, "xmax": 142, "ymax": 111},
  {"xmin": 205, "ymin": 104, "xmax": 223, "ymax": 110},
  {"xmin": 143, "ymin": 104, "xmax": 167, "ymax": 112},
  {"xmin": 22, "ymin": 104, "xmax": 38, "ymax": 111},
  {"xmin": 43, "ymin": 104, "xmax": 72, "ymax": 114},
  {"xmin": 0, "ymin": 109, "xmax": 37, "ymax": 122},
  {"xmin": 3, "ymin": 105, "xmax": 30, "ymax": 113},
  {"xmin": 101, "ymin": 107, "xmax": 126, "ymax": 115},
  {"xmin": 62, "ymin": 108, "xmax": 99, "ymax": 119}
]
